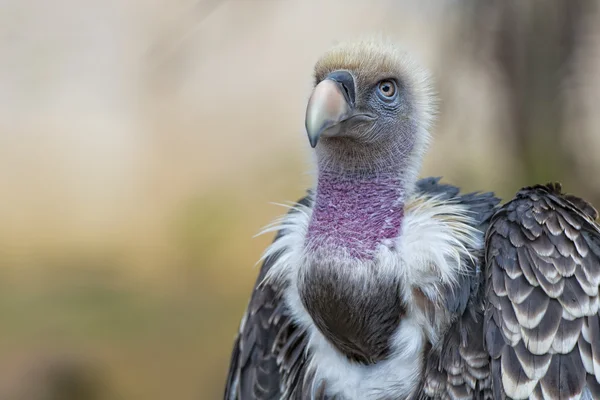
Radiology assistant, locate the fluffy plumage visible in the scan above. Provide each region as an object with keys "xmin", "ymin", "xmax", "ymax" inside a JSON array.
[{"xmin": 223, "ymin": 39, "xmax": 600, "ymax": 400}]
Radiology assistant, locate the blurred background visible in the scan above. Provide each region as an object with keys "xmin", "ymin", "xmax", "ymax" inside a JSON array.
[{"xmin": 1, "ymin": 0, "xmax": 599, "ymax": 399}]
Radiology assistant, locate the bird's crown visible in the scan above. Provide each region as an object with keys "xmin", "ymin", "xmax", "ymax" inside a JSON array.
[{"xmin": 313, "ymin": 39, "xmax": 436, "ymax": 129}]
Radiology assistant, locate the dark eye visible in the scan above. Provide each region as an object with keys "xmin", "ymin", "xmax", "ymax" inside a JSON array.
[{"xmin": 377, "ymin": 80, "xmax": 396, "ymax": 99}]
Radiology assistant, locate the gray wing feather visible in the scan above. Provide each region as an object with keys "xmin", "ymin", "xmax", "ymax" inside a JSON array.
[
  {"xmin": 414, "ymin": 177, "xmax": 500, "ymax": 400},
  {"xmin": 224, "ymin": 196, "xmax": 313, "ymax": 400},
  {"xmin": 484, "ymin": 183, "xmax": 600, "ymax": 399}
]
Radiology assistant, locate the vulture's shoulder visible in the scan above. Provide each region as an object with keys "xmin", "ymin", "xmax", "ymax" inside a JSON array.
[
  {"xmin": 415, "ymin": 176, "xmax": 500, "ymax": 228},
  {"xmin": 484, "ymin": 182, "xmax": 600, "ymax": 399},
  {"xmin": 224, "ymin": 194, "xmax": 313, "ymax": 400},
  {"xmin": 414, "ymin": 177, "xmax": 500, "ymax": 400}
]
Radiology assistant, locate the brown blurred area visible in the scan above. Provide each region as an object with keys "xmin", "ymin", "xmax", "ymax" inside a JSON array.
[{"xmin": 0, "ymin": 1, "xmax": 599, "ymax": 399}]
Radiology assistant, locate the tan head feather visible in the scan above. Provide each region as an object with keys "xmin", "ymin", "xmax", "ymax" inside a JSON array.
[{"xmin": 313, "ymin": 38, "xmax": 437, "ymax": 131}]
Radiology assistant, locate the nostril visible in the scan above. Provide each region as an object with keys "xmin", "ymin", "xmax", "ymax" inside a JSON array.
[
  {"xmin": 341, "ymin": 83, "xmax": 351, "ymax": 101},
  {"xmin": 326, "ymin": 70, "xmax": 356, "ymax": 106}
]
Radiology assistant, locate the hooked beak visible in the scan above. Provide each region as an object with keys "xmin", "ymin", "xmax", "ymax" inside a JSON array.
[{"xmin": 305, "ymin": 71, "xmax": 356, "ymax": 148}]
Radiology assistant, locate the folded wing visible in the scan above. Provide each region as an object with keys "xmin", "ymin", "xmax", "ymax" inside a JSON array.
[
  {"xmin": 484, "ymin": 183, "xmax": 600, "ymax": 399},
  {"xmin": 224, "ymin": 196, "xmax": 312, "ymax": 400}
]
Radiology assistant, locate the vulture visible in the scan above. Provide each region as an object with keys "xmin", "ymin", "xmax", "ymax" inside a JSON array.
[{"xmin": 223, "ymin": 39, "xmax": 600, "ymax": 400}]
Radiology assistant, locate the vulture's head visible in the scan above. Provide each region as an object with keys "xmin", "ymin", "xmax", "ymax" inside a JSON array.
[
  {"xmin": 305, "ymin": 40, "xmax": 435, "ymax": 187},
  {"xmin": 303, "ymin": 40, "xmax": 437, "ymax": 258}
]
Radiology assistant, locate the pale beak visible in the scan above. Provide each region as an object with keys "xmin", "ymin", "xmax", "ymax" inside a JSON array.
[{"xmin": 305, "ymin": 71, "xmax": 355, "ymax": 148}]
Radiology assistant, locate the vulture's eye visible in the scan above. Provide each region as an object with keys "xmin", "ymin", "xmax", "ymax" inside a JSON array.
[{"xmin": 377, "ymin": 80, "xmax": 397, "ymax": 100}]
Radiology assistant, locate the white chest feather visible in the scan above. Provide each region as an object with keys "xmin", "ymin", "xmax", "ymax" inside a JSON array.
[{"xmin": 259, "ymin": 194, "xmax": 483, "ymax": 400}]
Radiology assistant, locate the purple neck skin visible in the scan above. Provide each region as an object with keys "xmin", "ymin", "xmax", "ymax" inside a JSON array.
[{"xmin": 306, "ymin": 169, "xmax": 405, "ymax": 259}]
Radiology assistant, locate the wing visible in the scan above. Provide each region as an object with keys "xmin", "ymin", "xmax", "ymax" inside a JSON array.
[
  {"xmin": 224, "ymin": 196, "xmax": 312, "ymax": 400},
  {"xmin": 484, "ymin": 183, "xmax": 600, "ymax": 399},
  {"xmin": 414, "ymin": 178, "xmax": 500, "ymax": 400}
]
